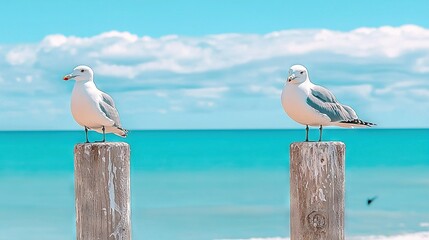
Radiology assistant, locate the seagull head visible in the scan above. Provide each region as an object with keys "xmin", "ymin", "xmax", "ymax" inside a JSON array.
[
  {"xmin": 287, "ymin": 65, "xmax": 308, "ymax": 84},
  {"xmin": 63, "ymin": 65, "xmax": 94, "ymax": 81}
]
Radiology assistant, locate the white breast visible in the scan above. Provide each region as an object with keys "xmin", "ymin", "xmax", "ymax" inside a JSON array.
[
  {"xmin": 71, "ymin": 82, "xmax": 114, "ymax": 128},
  {"xmin": 281, "ymin": 82, "xmax": 330, "ymax": 126}
]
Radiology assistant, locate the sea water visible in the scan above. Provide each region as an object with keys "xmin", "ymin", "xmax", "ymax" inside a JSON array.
[{"xmin": 0, "ymin": 129, "xmax": 428, "ymax": 240}]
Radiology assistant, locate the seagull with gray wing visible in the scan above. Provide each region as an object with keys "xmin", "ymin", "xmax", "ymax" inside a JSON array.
[
  {"xmin": 281, "ymin": 64, "xmax": 375, "ymax": 141},
  {"xmin": 63, "ymin": 65, "xmax": 128, "ymax": 143}
]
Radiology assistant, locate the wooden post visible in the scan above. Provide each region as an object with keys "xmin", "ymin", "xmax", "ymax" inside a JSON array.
[
  {"xmin": 290, "ymin": 142, "xmax": 345, "ymax": 240},
  {"xmin": 74, "ymin": 142, "xmax": 131, "ymax": 240}
]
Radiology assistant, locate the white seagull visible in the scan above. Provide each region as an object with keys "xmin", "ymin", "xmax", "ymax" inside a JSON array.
[
  {"xmin": 281, "ymin": 64, "xmax": 375, "ymax": 141},
  {"xmin": 64, "ymin": 65, "xmax": 128, "ymax": 142}
]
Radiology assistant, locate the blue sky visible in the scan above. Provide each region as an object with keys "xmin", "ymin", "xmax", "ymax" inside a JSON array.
[
  {"xmin": 1, "ymin": 0, "xmax": 429, "ymax": 130},
  {"xmin": 2, "ymin": 0, "xmax": 429, "ymax": 42}
]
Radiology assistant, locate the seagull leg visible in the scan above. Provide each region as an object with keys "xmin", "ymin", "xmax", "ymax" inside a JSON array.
[
  {"xmin": 102, "ymin": 126, "xmax": 106, "ymax": 142},
  {"xmin": 95, "ymin": 126, "xmax": 106, "ymax": 143},
  {"xmin": 319, "ymin": 125, "xmax": 323, "ymax": 142},
  {"xmin": 85, "ymin": 126, "xmax": 89, "ymax": 143},
  {"xmin": 305, "ymin": 125, "xmax": 309, "ymax": 142}
]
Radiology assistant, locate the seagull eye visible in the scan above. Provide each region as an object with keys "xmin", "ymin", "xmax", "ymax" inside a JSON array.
[
  {"xmin": 80, "ymin": 69, "xmax": 84, "ymax": 73},
  {"xmin": 300, "ymin": 71, "xmax": 304, "ymax": 74}
]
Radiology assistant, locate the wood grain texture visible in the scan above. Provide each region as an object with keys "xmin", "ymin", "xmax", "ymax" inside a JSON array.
[
  {"xmin": 74, "ymin": 142, "xmax": 131, "ymax": 240},
  {"xmin": 290, "ymin": 142, "xmax": 345, "ymax": 240}
]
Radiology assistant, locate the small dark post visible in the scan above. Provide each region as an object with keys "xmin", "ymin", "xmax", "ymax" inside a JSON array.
[
  {"xmin": 74, "ymin": 142, "xmax": 131, "ymax": 240},
  {"xmin": 290, "ymin": 142, "xmax": 345, "ymax": 240}
]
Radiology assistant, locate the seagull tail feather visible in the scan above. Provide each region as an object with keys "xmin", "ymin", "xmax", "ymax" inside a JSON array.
[
  {"xmin": 337, "ymin": 119, "xmax": 376, "ymax": 128},
  {"xmin": 113, "ymin": 127, "xmax": 128, "ymax": 138}
]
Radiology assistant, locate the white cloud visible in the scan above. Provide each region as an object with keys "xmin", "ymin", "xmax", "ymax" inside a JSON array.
[
  {"xmin": 5, "ymin": 25, "xmax": 429, "ymax": 75},
  {"xmin": 1, "ymin": 25, "xmax": 429, "ymax": 129},
  {"xmin": 41, "ymin": 34, "xmax": 68, "ymax": 48},
  {"xmin": 414, "ymin": 56, "xmax": 429, "ymax": 73},
  {"xmin": 5, "ymin": 46, "xmax": 37, "ymax": 65}
]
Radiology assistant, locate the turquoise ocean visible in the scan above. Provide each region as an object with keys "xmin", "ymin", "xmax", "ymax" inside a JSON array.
[{"xmin": 0, "ymin": 129, "xmax": 428, "ymax": 240}]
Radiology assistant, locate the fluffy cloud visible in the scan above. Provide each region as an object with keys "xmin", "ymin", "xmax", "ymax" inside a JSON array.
[
  {"xmin": 5, "ymin": 46, "xmax": 37, "ymax": 65},
  {"xmin": 1, "ymin": 25, "xmax": 429, "ymax": 129},
  {"xmin": 7, "ymin": 25, "xmax": 429, "ymax": 75}
]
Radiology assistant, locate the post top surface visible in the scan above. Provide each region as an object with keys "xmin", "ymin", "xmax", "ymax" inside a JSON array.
[
  {"xmin": 290, "ymin": 141, "xmax": 345, "ymax": 147},
  {"xmin": 75, "ymin": 142, "xmax": 129, "ymax": 148}
]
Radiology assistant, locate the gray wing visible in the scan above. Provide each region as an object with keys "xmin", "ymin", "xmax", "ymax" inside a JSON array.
[
  {"xmin": 342, "ymin": 104, "xmax": 358, "ymax": 119},
  {"xmin": 101, "ymin": 92, "xmax": 115, "ymax": 107},
  {"xmin": 99, "ymin": 92, "xmax": 122, "ymax": 127},
  {"xmin": 306, "ymin": 85, "xmax": 357, "ymax": 122}
]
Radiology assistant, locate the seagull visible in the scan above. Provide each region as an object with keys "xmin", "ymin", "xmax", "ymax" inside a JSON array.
[
  {"xmin": 281, "ymin": 64, "xmax": 375, "ymax": 141},
  {"xmin": 63, "ymin": 65, "xmax": 128, "ymax": 143}
]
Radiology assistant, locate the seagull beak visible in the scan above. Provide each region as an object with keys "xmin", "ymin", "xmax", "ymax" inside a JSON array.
[
  {"xmin": 63, "ymin": 74, "xmax": 76, "ymax": 81},
  {"xmin": 287, "ymin": 74, "xmax": 296, "ymax": 82}
]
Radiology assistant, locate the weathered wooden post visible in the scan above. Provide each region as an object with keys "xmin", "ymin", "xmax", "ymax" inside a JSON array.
[
  {"xmin": 290, "ymin": 142, "xmax": 345, "ymax": 240},
  {"xmin": 74, "ymin": 142, "xmax": 131, "ymax": 240}
]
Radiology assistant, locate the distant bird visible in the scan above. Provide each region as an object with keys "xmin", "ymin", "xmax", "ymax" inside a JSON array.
[
  {"xmin": 367, "ymin": 196, "xmax": 378, "ymax": 206},
  {"xmin": 281, "ymin": 64, "xmax": 375, "ymax": 141},
  {"xmin": 63, "ymin": 65, "xmax": 128, "ymax": 143}
]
